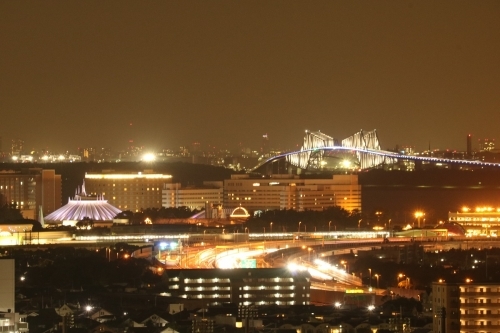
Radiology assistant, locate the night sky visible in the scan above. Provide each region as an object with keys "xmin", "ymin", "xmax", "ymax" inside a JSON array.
[{"xmin": 1, "ymin": 1, "xmax": 499, "ymax": 153}]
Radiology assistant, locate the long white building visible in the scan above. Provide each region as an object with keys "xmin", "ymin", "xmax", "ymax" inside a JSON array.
[
  {"xmin": 224, "ymin": 174, "xmax": 360, "ymax": 212},
  {"xmin": 162, "ymin": 174, "xmax": 361, "ymax": 212},
  {"xmin": 162, "ymin": 181, "xmax": 223, "ymax": 210},
  {"xmin": 449, "ymin": 207, "xmax": 500, "ymax": 237}
]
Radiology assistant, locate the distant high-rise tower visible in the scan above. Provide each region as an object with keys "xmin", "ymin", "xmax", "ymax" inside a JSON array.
[
  {"xmin": 466, "ymin": 134, "xmax": 472, "ymax": 159},
  {"xmin": 128, "ymin": 122, "xmax": 134, "ymax": 149},
  {"xmin": 261, "ymin": 134, "xmax": 269, "ymax": 155},
  {"xmin": 11, "ymin": 138, "xmax": 24, "ymax": 156},
  {"xmin": 191, "ymin": 142, "xmax": 201, "ymax": 154}
]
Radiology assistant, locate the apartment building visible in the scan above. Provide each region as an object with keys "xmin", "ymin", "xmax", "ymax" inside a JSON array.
[{"xmin": 432, "ymin": 281, "xmax": 500, "ymax": 333}]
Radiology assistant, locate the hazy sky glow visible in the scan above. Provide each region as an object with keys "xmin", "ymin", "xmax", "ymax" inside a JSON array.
[{"xmin": 1, "ymin": 1, "xmax": 499, "ymax": 152}]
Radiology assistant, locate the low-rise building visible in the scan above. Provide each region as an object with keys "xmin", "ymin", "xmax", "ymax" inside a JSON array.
[
  {"xmin": 449, "ymin": 207, "xmax": 500, "ymax": 236},
  {"xmin": 163, "ymin": 268, "xmax": 311, "ymax": 307}
]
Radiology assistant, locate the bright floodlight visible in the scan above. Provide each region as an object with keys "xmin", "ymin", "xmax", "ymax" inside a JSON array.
[
  {"xmin": 86, "ymin": 305, "xmax": 93, "ymax": 312},
  {"xmin": 342, "ymin": 160, "xmax": 351, "ymax": 168},
  {"xmin": 142, "ymin": 153, "xmax": 156, "ymax": 162},
  {"xmin": 367, "ymin": 305, "xmax": 375, "ymax": 311}
]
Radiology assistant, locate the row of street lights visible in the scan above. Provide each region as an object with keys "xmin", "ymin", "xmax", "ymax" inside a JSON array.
[
  {"xmin": 365, "ymin": 270, "xmax": 410, "ymax": 289},
  {"xmin": 366, "ymin": 268, "xmax": 382, "ymax": 288},
  {"xmin": 234, "ymin": 209, "xmax": 425, "ymax": 236}
]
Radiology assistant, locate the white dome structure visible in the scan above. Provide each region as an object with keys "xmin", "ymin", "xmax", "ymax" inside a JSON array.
[{"xmin": 44, "ymin": 181, "xmax": 121, "ymax": 226}]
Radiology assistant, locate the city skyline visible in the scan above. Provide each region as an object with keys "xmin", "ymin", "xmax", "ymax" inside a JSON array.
[
  {"xmin": 1, "ymin": 1, "xmax": 499, "ymax": 152},
  {"xmin": 0, "ymin": 130, "xmax": 497, "ymax": 159}
]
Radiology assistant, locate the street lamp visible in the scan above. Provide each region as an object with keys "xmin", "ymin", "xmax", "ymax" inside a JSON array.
[
  {"xmin": 398, "ymin": 273, "xmax": 405, "ymax": 287},
  {"xmin": 341, "ymin": 260, "xmax": 347, "ymax": 272},
  {"xmin": 415, "ymin": 211, "xmax": 425, "ymax": 228},
  {"xmin": 329, "ymin": 221, "xmax": 332, "ymax": 232},
  {"xmin": 368, "ymin": 268, "xmax": 372, "ymax": 287},
  {"xmin": 358, "ymin": 219, "xmax": 362, "ymax": 230},
  {"xmin": 270, "ymin": 222, "xmax": 273, "ymax": 233},
  {"xmin": 86, "ymin": 305, "xmax": 93, "ymax": 318},
  {"xmin": 374, "ymin": 274, "xmax": 381, "ymax": 288},
  {"xmin": 298, "ymin": 221, "xmax": 302, "ymax": 233}
]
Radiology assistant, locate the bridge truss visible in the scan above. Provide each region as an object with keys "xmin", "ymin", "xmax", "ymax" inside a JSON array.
[
  {"xmin": 286, "ymin": 129, "xmax": 396, "ymax": 170},
  {"xmin": 341, "ymin": 129, "xmax": 397, "ymax": 169},
  {"xmin": 286, "ymin": 130, "xmax": 336, "ymax": 170}
]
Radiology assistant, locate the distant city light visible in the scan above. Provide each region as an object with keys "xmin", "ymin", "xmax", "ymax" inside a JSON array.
[{"xmin": 142, "ymin": 153, "xmax": 156, "ymax": 162}]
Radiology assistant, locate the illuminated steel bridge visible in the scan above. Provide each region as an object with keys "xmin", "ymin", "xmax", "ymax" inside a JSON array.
[{"xmin": 250, "ymin": 129, "xmax": 500, "ymax": 172}]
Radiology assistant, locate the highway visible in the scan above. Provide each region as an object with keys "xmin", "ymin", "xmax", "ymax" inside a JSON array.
[{"xmin": 151, "ymin": 237, "xmax": 417, "ymax": 293}]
